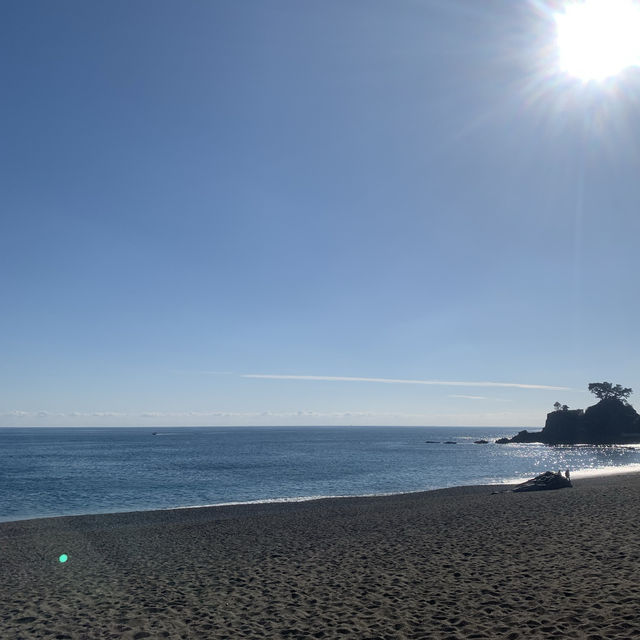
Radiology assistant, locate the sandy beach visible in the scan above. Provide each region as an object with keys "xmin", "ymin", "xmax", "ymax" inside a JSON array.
[{"xmin": 2, "ymin": 474, "xmax": 640, "ymax": 639}]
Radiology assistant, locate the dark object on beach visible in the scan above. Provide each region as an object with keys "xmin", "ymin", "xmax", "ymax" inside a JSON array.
[
  {"xmin": 443, "ymin": 441, "xmax": 456, "ymax": 444},
  {"xmin": 474, "ymin": 439, "xmax": 489, "ymax": 444},
  {"xmin": 512, "ymin": 471, "xmax": 572, "ymax": 492}
]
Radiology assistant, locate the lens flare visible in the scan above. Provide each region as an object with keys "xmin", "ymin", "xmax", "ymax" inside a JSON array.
[{"xmin": 555, "ymin": 0, "xmax": 640, "ymax": 81}]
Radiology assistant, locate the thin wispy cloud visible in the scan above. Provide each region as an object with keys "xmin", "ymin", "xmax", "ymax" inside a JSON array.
[
  {"xmin": 242, "ymin": 374, "xmax": 571, "ymax": 391},
  {"xmin": 449, "ymin": 394, "xmax": 488, "ymax": 400}
]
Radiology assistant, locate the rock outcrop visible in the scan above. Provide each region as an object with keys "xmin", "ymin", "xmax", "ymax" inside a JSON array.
[
  {"xmin": 496, "ymin": 398, "xmax": 640, "ymax": 445},
  {"xmin": 496, "ymin": 430, "xmax": 545, "ymax": 444},
  {"xmin": 581, "ymin": 398, "xmax": 640, "ymax": 444}
]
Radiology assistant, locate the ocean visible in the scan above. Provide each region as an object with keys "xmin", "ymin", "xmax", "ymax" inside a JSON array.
[{"xmin": 2, "ymin": 425, "xmax": 640, "ymax": 523}]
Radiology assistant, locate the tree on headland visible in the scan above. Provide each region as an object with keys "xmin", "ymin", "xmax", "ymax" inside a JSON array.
[
  {"xmin": 588, "ymin": 382, "xmax": 633, "ymax": 403},
  {"xmin": 553, "ymin": 402, "xmax": 570, "ymax": 412}
]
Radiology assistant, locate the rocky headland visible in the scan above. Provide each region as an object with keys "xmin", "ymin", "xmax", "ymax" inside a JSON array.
[{"xmin": 497, "ymin": 396, "xmax": 640, "ymax": 445}]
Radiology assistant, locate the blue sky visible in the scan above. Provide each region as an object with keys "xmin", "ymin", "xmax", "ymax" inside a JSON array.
[{"xmin": 2, "ymin": 0, "xmax": 639, "ymax": 427}]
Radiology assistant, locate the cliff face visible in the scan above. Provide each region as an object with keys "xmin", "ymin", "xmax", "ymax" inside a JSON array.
[
  {"xmin": 542, "ymin": 409, "xmax": 585, "ymax": 444},
  {"xmin": 581, "ymin": 398, "xmax": 640, "ymax": 443},
  {"xmin": 498, "ymin": 399, "xmax": 640, "ymax": 445}
]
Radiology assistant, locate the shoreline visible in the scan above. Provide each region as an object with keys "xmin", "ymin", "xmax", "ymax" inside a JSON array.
[
  {"xmin": 4, "ymin": 473, "xmax": 640, "ymax": 638},
  {"xmin": 0, "ymin": 482, "xmax": 503, "ymax": 528},
  {"xmin": 4, "ymin": 462, "xmax": 640, "ymax": 527}
]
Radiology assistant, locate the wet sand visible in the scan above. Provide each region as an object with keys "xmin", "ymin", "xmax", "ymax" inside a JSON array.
[{"xmin": 2, "ymin": 474, "xmax": 640, "ymax": 639}]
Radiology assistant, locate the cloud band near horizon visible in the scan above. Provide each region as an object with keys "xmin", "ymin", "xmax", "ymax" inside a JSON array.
[{"xmin": 241, "ymin": 374, "xmax": 571, "ymax": 391}]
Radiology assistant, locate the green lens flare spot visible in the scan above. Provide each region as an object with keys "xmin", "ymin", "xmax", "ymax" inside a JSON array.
[{"xmin": 58, "ymin": 554, "xmax": 68, "ymax": 563}]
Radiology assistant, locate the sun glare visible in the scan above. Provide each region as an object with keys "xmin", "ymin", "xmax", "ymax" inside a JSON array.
[{"xmin": 555, "ymin": 0, "xmax": 640, "ymax": 81}]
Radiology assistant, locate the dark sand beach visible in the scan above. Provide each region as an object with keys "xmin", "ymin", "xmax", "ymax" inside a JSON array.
[{"xmin": 3, "ymin": 474, "xmax": 640, "ymax": 639}]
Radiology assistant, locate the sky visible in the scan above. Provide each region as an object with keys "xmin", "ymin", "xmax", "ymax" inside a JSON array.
[{"xmin": 2, "ymin": 0, "xmax": 640, "ymax": 427}]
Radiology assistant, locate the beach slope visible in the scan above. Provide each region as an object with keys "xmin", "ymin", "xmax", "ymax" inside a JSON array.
[{"xmin": 2, "ymin": 474, "xmax": 640, "ymax": 639}]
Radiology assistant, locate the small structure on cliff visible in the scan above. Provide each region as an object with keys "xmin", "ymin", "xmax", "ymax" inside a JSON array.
[{"xmin": 496, "ymin": 382, "xmax": 640, "ymax": 445}]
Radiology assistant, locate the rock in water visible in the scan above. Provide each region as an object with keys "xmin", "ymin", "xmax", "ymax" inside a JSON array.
[{"xmin": 512, "ymin": 471, "xmax": 572, "ymax": 492}]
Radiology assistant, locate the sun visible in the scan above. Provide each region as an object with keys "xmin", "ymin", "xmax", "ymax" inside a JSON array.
[{"xmin": 555, "ymin": 0, "xmax": 640, "ymax": 81}]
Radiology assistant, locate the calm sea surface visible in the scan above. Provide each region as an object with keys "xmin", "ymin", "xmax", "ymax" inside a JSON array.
[{"xmin": 2, "ymin": 426, "xmax": 640, "ymax": 522}]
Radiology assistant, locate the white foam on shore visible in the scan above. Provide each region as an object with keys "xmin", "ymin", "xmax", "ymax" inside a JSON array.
[
  {"xmin": 169, "ymin": 482, "xmax": 511, "ymax": 513},
  {"xmin": 571, "ymin": 463, "xmax": 640, "ymax": 479},
  {"xmin": 168, "ymin": 463, "xmax": 640, "ymax": 512},
  {"xmin": 168, "ymin": 492, "xmax": 399, "ymax": 511},
  {"xmin": 497, "ymin": 462, "xmax": 640, "ymax": 486},
  {"xmin": 167, "ymin": 483, "xmax": 508, "ymax": 512}
]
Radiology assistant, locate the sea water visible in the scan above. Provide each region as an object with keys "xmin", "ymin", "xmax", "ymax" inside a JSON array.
[{"xmin": 2, "ymin": 426, "xmax": 640, "ymax": 522}]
